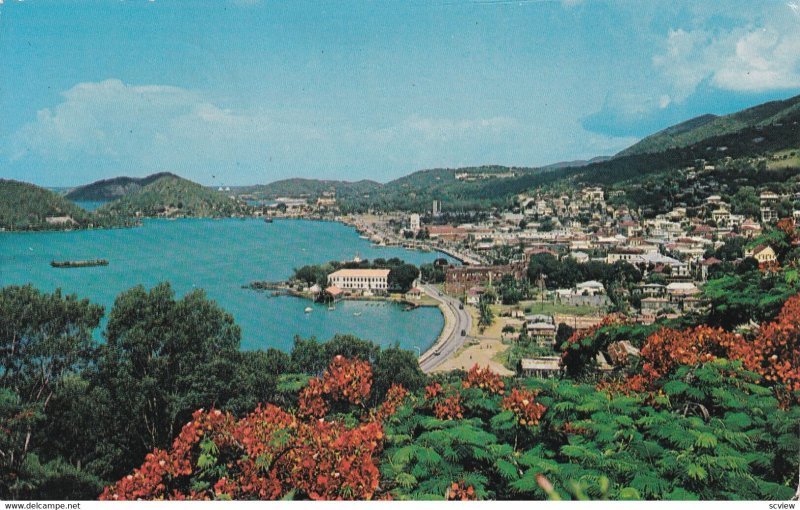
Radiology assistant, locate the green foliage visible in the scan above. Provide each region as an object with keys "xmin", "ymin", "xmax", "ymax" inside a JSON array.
[
  {"xmin": 0, "ymin": 286, "xmax": 104, "ymax": 498},
  {"xmin": 703, "ymin": 268, "xmax": 799, "ymax": 327},
  {"xmin": 527, "ymin": 253, "xmax": 641, "ymax": 292},
  {"xmin": 420, "ymin": 263, "xmax": 446, "ymax": 284},
  {"xmin": 92, "ymin": 283, "xmax": 243, "ymax": 480},
  {"xmin": 388, "ymin": 264, "xmax": 420, "ymax": 293},
  {"xmin": 478, "ymin": 301, "xmax": 495, "ymax": 328},
  {"xmin": 372, "ymin": 346, "xmax": 426, "ymax": 403}
]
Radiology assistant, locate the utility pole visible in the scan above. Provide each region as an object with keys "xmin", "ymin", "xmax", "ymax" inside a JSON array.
[{"xmin": 537, "ymin": 274, "xmax": 547, "ymax": 311}]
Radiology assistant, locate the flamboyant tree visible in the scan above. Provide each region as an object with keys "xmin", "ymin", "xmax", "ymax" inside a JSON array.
[{"xmin": 101, "ymin": 356, "xmax": 402, "ymax": 501}]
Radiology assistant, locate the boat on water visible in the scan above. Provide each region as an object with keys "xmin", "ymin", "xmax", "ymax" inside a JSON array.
[
  {"xmin": 50, "ymin": 259, "xmax": 109, "ymax": 269},
  {"xmin": 264, "ymin": 217, "xmax": 273, "ymax": 223},
  {"xmin": 353, "ymin": 312, "xmax": 362, "ymax": 316},
  {"xmin": 304, "ymin": 306, "xmax": 313, "ymax": 313}
]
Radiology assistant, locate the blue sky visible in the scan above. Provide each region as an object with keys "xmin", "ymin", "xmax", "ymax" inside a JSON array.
[{"xmin": 1, "ymin": 0, "xmax": 799, "ymax": 187}]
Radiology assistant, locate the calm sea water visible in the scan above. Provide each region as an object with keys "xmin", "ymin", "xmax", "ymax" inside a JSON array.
[
  {"xmin": 75, "ymin": 200, "xmax": 107, "ymax": 211},
  {"xmin": 0, "ymin": 218, "xmax": 448, "ymax": 352}
]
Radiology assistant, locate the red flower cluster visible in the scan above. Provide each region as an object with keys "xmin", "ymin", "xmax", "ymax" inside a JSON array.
[
  {"xmin": 626, "ymin": 294, "xmax": 800, "ymax": 394},
  {"xmin": 447, "ymin": 481, "xmax": 477, "ymax": 500},
  {"xmin": 371, "ymin": 383, "xmax": 409, "ymax": 423},
  {"xmin": 298, "ymin": 377, "xmax": 328, "ymax": 419},
  {"xmin": 731, "ymin": 294, "xmax": 800, "ymax": 392},
  {"xmin": 637, "ymin": 325, "xmax": 738, "ymax": 386},
  {"xmin": 776, "ymin": 217, "xmax": 797, "ymax": 240},
  {"xmin": 102, "ymin": 357, "xmax": 396, "ymax": 501},
  {"xmin": 462, "ymin": 364, "xmax": 505, "ymax": 394},
  {"xmin": 424, "ymin": 377, "xmax": 465, "ymax": 420},
  {"xmin": 500, "ymin": 388, "xmax": 546, "ymax": 427},
  {"xmin": 433, "ymin": 392, "xmax": 464, "ymax": 420},
  {"xmin": 323, "ymin": 355, "xmax": 373, "ymax": 405},
  {"xmin": 424, "ymin": 382, "xmax": 442, "ymax": 400},
  {"xmin": 298, "ymin": 356, "xmax": 373, "ymax": 419}
]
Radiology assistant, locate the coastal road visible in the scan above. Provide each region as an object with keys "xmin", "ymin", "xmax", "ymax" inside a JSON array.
[{"xmin": 418, "ymin": 284, "xmax": 473, "ymax": 373}]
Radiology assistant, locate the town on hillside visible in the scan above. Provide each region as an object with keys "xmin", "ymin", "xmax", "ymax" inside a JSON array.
[{"xmin": 248, "ymin": 164, "xmax": 799, "ymax": 378}]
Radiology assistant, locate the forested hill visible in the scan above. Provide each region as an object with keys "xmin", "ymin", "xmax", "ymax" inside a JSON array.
[
  {"xmin": 0, "ymin": 179, "xmax": 97, "ymax": 230},
  {"xmin": 96, "ymin": 174, "xmax": 252, "ymax": 218},
  {"xmin": 236, "ymin": 178, "xmax": 382, "ymax": 200},
  {"xmin": 64, "ymin": 172, "xmax": 177, "ymax": 201},
  {"xmin": 617, "ymin": 93, "xmax": 800, "ymax": 157}
]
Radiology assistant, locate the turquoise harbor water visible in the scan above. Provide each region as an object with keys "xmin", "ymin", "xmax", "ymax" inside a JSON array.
[{"xmin": 0, "ymin": 218, "xmax": 448, "ymax": 352}]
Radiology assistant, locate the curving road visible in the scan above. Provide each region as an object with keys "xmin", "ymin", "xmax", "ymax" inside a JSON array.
[{"xmin": 418, "ymin": 284, "xmax": 473, "ymax": 373}]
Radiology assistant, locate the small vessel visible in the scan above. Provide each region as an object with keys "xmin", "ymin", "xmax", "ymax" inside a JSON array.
[
  {"xmin": 51, "ymin": 259, "xmax": 109, "ymax": 269},
  {"xmin": 264, "ymin": 217, "xmax": 273, "ymax": 223},
  {"xmin": 304, "ymin": 306, "xmax": 313, "ymax": 313},
  {"xmin": 353, "ymin": 312, "xmax": 362, "ymax": 317}
]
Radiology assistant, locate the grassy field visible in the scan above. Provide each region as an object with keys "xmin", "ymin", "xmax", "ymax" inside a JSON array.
[{"xmin": 767, "ymin": 148, "xmax": 800, "ymax": 170}]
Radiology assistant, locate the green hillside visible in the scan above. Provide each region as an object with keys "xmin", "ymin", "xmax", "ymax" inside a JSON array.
[
  {"xmin": 618, "ymin": 94, "xmax": 800, "ymax": 156},
  {"xmin": 341, "ymin": 166, "xmax": 551, "ymax": 212},
  {"xmin": 0, "ymin": 179, "xmax": 102, "ymax": 231},
  {"xmin": 97, "ymin": 174, "xmax": 252, "ymax": 218},
  {"xmin": 236, "ymin": 178, "xmax": 382, "ymax": 201},
  {"xmin": 64, "ymin": 172, "xmax": 176, "ymax": 201}
]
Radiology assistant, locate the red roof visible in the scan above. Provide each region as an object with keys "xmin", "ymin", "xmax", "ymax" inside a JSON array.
[{"xmin": 325, "ymin": 285, "xmax": 343, "ymax": 296}]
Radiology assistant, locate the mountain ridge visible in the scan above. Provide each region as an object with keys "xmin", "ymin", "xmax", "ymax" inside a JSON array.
[
  {"xmin": 617, "ymin": 94, "xmax": 800, "ymax": 157},
  {"xmin": 64, "ymin": 172, "xmax": 179, "ymax": 201}
]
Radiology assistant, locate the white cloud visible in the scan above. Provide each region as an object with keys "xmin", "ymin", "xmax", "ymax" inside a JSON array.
[
  {"xmin": 8, "ymin": 79, "xmax": 601, "ymax": 182},
  {"xmin": 653, "ymin": 15, "xmax": 800, "ymax": 99}
]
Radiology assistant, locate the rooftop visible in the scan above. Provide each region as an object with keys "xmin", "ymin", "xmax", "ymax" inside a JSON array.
[{"xmin": 328, "ymin": 268, "xmax": 391, "ymax": 278}]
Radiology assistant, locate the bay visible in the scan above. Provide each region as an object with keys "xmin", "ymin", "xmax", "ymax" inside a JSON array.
[{"xmin": 0, "ymin": 218, "xmax": 449, "ymax": 352}]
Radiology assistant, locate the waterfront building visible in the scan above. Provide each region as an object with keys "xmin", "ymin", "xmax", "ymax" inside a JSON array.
[{"xmin": 327, "ymin": 268, "xmax": 390, "ymax": 296}]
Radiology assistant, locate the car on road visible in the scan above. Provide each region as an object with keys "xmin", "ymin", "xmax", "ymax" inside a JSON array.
[
  {"xmin": 461, "ymin": 329, "xmax": 466, "ymax": 336},
  {"xmin": 459, "ymin": 303, "xmax": 464, "ymax": 310}
]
